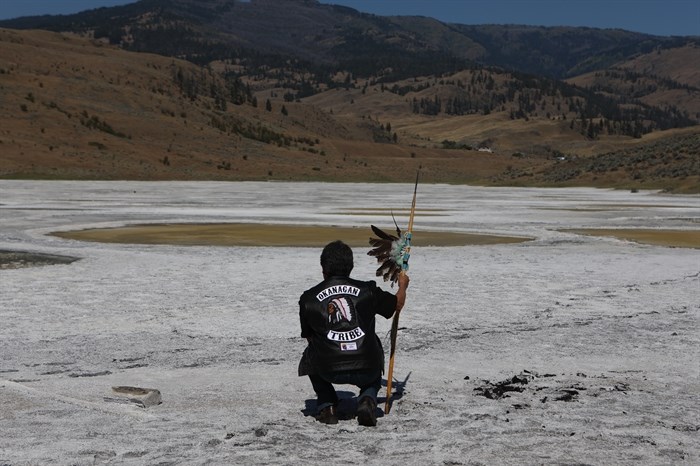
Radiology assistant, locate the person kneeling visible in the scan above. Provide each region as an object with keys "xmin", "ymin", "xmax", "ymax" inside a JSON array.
[{"xmin": 298, "ymin": 240, "xmax": 409, "ymax": 426}]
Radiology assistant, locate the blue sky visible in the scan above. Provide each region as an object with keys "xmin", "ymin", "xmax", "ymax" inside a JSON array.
[{"xmin": 0, "ymin": 0, "xmax": 698, "ymax": 36}]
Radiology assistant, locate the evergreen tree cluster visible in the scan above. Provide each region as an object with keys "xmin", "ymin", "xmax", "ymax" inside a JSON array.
[
  {"xmin": 171, "ymin": 65, "xmax": 252, "ymax": 108},
  {"xmin": 403, "ymin": 68, "xmax": 696, "ymax": 139}
]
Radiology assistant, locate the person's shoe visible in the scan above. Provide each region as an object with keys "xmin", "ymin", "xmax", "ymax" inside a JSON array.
[
  {"xmin": 356, "ymin": 397, "xmax": 377, "ymax": 427},
  {"xmin": 316, "ymin": 405, "xmax": 338, "ymax": 425}
]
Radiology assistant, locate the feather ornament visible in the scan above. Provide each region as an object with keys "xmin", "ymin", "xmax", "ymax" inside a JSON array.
[{"xmin": 368, "ymin": 223, "xmax": 411, "ymax": 285}]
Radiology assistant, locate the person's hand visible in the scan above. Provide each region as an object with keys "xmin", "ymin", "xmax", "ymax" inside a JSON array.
[
  {"xmin": 394, "ymin": 273, "xmax": 409, "ymax": 312},
  {"xmin": 398, "ymin": 273, "xmax": 410, "ymax": 290}
]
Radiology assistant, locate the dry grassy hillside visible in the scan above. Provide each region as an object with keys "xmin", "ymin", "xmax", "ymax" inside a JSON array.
[
  {"xmin": 303, "ymin": 73, "xmax": 594, "ymax": 155},
  {"xmin": 567, "ymin": 45, "xmax": 700, "ymax": 117},
  {"xmin": 0, "ymin": 29, "xmax": 533, "ymax": 183},
  {"xmin": 1, "ymin": 28, "xmax": 698, "ymax": 191},
  {"xmin": 618, "ymin": 44, "xmax": 700, "ymax": 88}
]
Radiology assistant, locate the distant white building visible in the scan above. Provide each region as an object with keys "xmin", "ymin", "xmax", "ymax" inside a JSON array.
[{"xmin": 477, "ymin": 147, "xmax": 493, "ymax": 153}]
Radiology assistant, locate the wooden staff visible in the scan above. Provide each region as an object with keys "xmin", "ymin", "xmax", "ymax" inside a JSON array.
[{"xmin": 385, "ymin": 171, "xmax": 418, "ymax": 414}]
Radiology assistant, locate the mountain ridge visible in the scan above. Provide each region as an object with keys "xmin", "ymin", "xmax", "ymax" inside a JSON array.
[{"xmin": 1, "ymin": 0, "xmax": 695, "ymax": 79}]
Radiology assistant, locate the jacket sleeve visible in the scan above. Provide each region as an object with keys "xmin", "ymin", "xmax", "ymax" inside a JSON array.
[{"xmin": 370, "ymin": 280, "xmax": 397, "ymax": 319}]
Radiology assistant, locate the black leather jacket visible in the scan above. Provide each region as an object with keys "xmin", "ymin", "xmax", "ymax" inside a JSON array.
[{"xmin": 299, "ymin": 276, "xmax": 396, "ymax": 374}]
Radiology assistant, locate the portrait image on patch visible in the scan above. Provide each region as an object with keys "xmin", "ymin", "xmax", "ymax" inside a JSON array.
[{"xmin": 327, "ymin": 296, "xmax": 355, "ymax": 324}]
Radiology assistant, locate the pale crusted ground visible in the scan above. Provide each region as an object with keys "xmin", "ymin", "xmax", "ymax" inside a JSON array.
[{"xmin": 1, "ymin": 180, "xmax": 698, "ymax": 465}]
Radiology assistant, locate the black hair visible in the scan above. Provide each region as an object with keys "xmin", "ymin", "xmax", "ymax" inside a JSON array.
[{"xmin": 320, "ymin": 240, "xmax": 354, "ymax": 277}]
